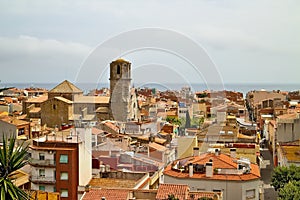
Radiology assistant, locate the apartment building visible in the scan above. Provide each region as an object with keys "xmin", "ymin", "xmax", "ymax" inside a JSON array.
[{"xmin": 29, "ymin": 127, "xmax": 92, "ymax": 200}]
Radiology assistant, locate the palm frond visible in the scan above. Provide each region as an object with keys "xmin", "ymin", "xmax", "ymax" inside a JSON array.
[{"xmin": 0, "ymin": 134, "xmax": 31, "ymax": 200}]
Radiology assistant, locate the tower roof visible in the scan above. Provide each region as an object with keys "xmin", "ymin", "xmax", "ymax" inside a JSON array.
[
  {"xmin": 49, "ymin": 80, "xmax": 83, "ymax": 94},
  {"xmin": 111, "ymin": 58, "xmax": 130, "ymax": 64}
]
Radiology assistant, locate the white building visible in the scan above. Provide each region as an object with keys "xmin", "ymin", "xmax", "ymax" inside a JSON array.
[{"xmin": 163, "ymin": 150, "xmax": 262, "ymax": 200}]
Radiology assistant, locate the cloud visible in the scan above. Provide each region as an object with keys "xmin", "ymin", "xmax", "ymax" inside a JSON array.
[
  {"xmin": 0, "ymin": 0, "xmax": 299, "ymax": 84},
  {"xmin": 0, "ymin": 35, "xmax": 91, "ymax": 59},
  {"xmin": 0, "ymin": 35, "xmax": 92, "ymax": 82}
]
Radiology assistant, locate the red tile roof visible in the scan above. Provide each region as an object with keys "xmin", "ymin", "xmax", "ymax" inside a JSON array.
[
  {"xmin": 156, "ymin": 184, "xmax": 189, "ymax": 200},
  {"xmin": 26, "ymin": 95, "xmax": 48, "ymax": 103},
  {"xmin": 189, "ymin": 191, "xmax": 222, "ymax": 200},
  {"xmin": 164, "ymin": 153, "xmax": 260, "ymax": 181},
  {"xmin": 82, "ymin": 188, "xmax": 130, "ymax": 200}
]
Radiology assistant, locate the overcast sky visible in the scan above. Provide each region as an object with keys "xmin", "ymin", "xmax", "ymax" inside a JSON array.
[{"xmin": 0, "ymin": 0, "xmax": 299, "ymax": 86}]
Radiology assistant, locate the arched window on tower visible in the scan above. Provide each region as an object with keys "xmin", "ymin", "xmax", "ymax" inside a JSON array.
[{"xmin": 117, "ymin": 65, "xmax": 121, "ymax": 75}]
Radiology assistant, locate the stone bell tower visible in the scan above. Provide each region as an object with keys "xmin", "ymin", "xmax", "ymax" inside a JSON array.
[{"xmin": 109, "ymin": 58, "xmax": 131, "ymax": 122}]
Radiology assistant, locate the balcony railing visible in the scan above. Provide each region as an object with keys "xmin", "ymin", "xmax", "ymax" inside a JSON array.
[
  {"xmin": 29, "ymin": 176, "xmax": 56, "ymax": 184},
  {"xmin": 29, "ymin": 159, "xmax": 56, "ymax": 167}
]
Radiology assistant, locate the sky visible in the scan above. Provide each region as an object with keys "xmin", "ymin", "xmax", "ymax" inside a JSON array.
[{"xmin": 0, "ymin": 0, "xmax": 299, "ymax": 87}]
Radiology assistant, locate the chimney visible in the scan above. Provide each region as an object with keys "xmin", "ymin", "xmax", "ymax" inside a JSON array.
[
  {"xmin": 81, "ymin": 107, "xmax": 87, "ymax": 119},
  {"xmin": 189, "ymin": 163, "xmax": 193, "ymax": 177},
  {"xmin": 230, "ymin": 148, "xmax": 236, "ymax": 158},
  {"xmin": 214, "ymin": 148, "xmax": 220, "ymax": 156},
  {"xmin": 206, "ymin": 162, "xmax": 213, "ymax": 177},
  {"xmin": 85, "ymin": 184, "xmax": 91, "ymax": 192},
  {"xmin": 193, "ymin": 147, "xmax": 200, "ymax": 156}
]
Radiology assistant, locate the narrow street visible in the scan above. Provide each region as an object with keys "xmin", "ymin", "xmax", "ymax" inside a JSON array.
[{"xmin": 260, "ymin": 148, "xmax": 278, "ymax": 200}]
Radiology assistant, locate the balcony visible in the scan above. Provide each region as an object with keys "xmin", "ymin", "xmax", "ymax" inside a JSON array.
[
  {"xmin": 29, "ymin": 176, "xmax": 56, "ymax": 184},
  {"xmin": 29, "ymin": 159, "xmax": 56, "ymax": 167}
]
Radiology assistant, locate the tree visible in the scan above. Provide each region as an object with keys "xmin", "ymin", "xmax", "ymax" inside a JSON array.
[
  {"xmin": 166, "ymin": 116, "xmax": 182, "ymax": 126},
  {"xmin": 278, "ymin": 181, "xmax": 300, "ymax": 200},
  {"xmin": 271, "ymin": 165, "xmax": 300, "ymax": 191},
  {"xmin": 179, "ymin": 118, "xmax": 186, "ymax": 128},
  {"xmin": 0, "ymin": 135, "xmax": 30, "ymax": 199},
  {"xmin": 167, "ymin": 194, "xmax": 179, "ymax": 200},
  {"xmin": 191, "ymin": 117, "xmax": 204, "ymax": 129}
]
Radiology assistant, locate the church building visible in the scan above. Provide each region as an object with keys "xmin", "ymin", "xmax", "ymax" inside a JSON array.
[{"xmin": 109, "ymin": 58, "xmax": 139, "ymax": 122}]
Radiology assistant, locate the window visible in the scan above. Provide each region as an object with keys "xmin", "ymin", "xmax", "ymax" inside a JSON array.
[
  {"xmin": 53, "ymin": 104, "xmax": 56, "ymax": 110},
  {"xmin": 39, "ymin": 185, "xmax": 45, "ymax": 191},
  {"xmin": 60, "ymin": 172, "xmax": 68, "ymax": 180},
  {"xmin": 39, "ymin": 169, "xmax": 45, "ymax": 177},
  {"xmin": 59, "ymin": 154, "xmax": 68, "ymax": 163},
  {"xmin": 61, "ymin": 189, "xmax": 68, "ymax": 198},
  {"xmin": 54, "ymin": 170, "xmax": 56, "ymax": 180},
  {"xmin": 117, "ymin": 65, "xmax": 121, "ymax": 74},
  {"xmin": 246, "ymin": 189, "xmax": 255, "ymax": 199},
  {"xmin": 39, "ymin": 153, "xmax": 45, "ymax": 160},
  {"xmin": 53, "ymin": 187, "xmax": 56, "ymax": 192}
]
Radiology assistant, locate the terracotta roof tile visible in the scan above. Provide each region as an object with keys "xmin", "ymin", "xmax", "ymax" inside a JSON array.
[
  {"xmin": 89, "ymin": 177, "xmax": 137, "ymax": 189},
  {"xmin": 164, "ymin": 153, "xmax": 260, "ymax": 181},
  {"xmin": 156, "ymin": 184, "xmax": 189, "ymax": 200},
  {"xmin": 189, "ymin": 191, "xmax": 222, "ymax": 199},
  {"xmin": 82, "ymin": 188, "xmax": 130, "ymax": 200},
  {"xmin": 26, "ymin": 95, "xmax": 48, "ymax": 103}
]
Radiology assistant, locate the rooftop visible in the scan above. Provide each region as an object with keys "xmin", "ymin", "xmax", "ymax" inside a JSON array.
[
  {"xmin": 156, "ymin": 183, "xmax": 189, "ymax": 200},
  {"xmin": 54, "ymin": 96, "xmax": 73, "ymax": 104},
  {"xmin": 0, "ymin": 117, "xmax": 30, "ymax": 126},
  {"xmin": 82, "ymin": 188, "xmax": 130, "ymax": 200},
  {"xmin": 149, "ymin": 142, "xmax": 167, "ymax": 152},
  {"xmin": 26, "ymin": 95, "xmax": 48, "ymax": 103},
  {"xmin": 73, "ymin": 96, "xmax": 110, "ymax": 104},
  {"xmin": 277, "ymin": 113, "xmax": 299, "ymax": 120},
  {"xmin": 89, "ymin": 178, "xmax": 137, "ymax": 189},
  {"xmin": 279, "ymin": 144, "xmax": 300, "ymax": 163},
  {"xmin": 33, "ymin": 128, "xmax": 83, "ymax": 144},
  {"xmin": 111, "ymin": 58, "xmax": 131, "ymax": 64},
  {"xmin": 49, "ymin": 80, "xmax": 83, "ymax": 94},
  {"xmin": 164, "ymin": 152, "xmax": 260, "ymax": 181}
]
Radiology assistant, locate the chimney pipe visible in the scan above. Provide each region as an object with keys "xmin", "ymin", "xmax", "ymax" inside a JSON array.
[
  {"xmin": 214, "ymin": 148, "xmax": 220, "ymax": 156},
  {"xmin": 230, "ymin": 148, "xmax": 236, "ymax": 158},
  {"xmin": 206, "ymin": 162, "xmax": 213, "ymax": 177},
  {"xmin": 189, "ymin": 163, "xmax": 193, "ymax": 177},
  {"xmin": 193, "ymin": 147, "xmax": 200, "ymax": 156}
]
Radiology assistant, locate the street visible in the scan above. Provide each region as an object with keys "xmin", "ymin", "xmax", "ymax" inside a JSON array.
[{"xmin": 260, "ymin": 148, "xmax": 278, "ymax": 200}]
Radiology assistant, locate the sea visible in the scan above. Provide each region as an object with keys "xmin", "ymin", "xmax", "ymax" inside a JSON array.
[{"xmin": 1, "ymin": 82, "xmax": 299, "ymax": 96}]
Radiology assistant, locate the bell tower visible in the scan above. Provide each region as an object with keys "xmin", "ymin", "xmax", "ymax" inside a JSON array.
[{"xmin": 109, "ymin": 58, "xmax": 132, "ymax": 122}]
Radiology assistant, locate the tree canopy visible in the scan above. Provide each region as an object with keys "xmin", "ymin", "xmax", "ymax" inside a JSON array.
[
  {"xmin": 167, "ymin": 194, "xmax": 179, "ymax": 200},
  {"xmin": 271, "ymin": 165, "xmax": 300, "ymax": 191},
  {"xmin": 166, "ymin": 116, "xmax": 182, "ymax": 126},
  {"xmin": 278, "ymin": 181, "xmax": 300, "ymax": 200}
]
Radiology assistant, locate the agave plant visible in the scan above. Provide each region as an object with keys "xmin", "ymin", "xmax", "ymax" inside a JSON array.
[{"xmin": 0, "ymin": 135, "xmax": 30, "ymax": 199}]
